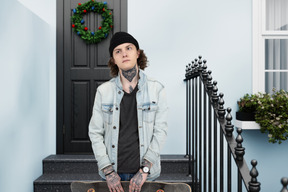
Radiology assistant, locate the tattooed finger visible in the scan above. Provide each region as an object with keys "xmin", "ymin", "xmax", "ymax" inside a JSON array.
[
  {"xmin": 115, "ymin": 186, "xmax": 121, "ymax": 192},
  {"xmin": 129, "ymin": 184, "xmax": 135, "ymax": 192}
]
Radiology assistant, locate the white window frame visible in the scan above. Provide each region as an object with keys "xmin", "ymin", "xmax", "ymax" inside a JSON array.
[{"xmin": 252, "ymin": 0, "xmax": 288, "ymax": 93}]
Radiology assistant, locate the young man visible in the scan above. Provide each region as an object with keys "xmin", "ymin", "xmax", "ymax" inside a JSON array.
[{"xmin": 89, "ymin": 32, "xmax": 168, "ymax": 192}]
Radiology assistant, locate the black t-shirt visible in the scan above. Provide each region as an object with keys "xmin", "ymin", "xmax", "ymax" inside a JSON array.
[{"xmin": 117, "ymin": 86, "xmax": 140, "ymax": 173}]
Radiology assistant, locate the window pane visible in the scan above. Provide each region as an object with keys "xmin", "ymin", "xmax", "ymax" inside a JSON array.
[
  {"xmin": 265, "ymin": 72, "xmax": 288, "ymax": 93},
  {"xmin": 266, "ymin": 0, "xmax": 288, "ymax": 31},
  {"xmin": 265, "ymin": 39, "xmax": 288, "ymax": 70}
]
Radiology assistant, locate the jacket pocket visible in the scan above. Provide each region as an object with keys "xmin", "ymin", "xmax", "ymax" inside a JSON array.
[
  {"xmin": 142, "ymin": 102, "xmax": 157, "ymax": 123},
  {"xmin": 101, "ymin": 104, "xmax": 113, "ymax": 125}
]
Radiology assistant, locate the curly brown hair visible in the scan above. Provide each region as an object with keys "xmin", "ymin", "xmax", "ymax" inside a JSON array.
[{"xmin": 108, "ymin": 49, "xmax": 148, "ymax": 77}]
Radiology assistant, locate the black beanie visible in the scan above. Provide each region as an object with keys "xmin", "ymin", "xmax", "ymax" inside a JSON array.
[{"xmin": 109, "ymin": 32, "xmax": 139, "ymax": 57}]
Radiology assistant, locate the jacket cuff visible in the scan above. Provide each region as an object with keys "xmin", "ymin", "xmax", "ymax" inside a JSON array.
[
  {"xmin": 96, "ymin": 155, "xmax": 112, "ymax": 171},
  {"xmin": 143, "ymin": 148, "xmax": 159, "ymax": 166}
]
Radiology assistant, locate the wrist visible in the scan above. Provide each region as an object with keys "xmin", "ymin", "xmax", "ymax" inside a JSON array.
[
  {"xmin": 142, "ymin": 159, "xmax": 152, "ymax": 169},
  {"xmin": 105, "ymin": 170, "xmax": 115, "ymax": 177},
  {"xmin": 140, "ymin": 166, "xmax": 150, "ymax": 174},
  {"xmin": 103, "ymin": 165, "xmax": 113, "ymax": 174}
]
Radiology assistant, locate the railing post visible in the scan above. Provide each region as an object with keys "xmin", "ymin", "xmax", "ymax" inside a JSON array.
[
  {"xmin": 218, "ymin": 92, "xmax": 225, "ymax": 192},
  {"xmin": 212, "ymin": 80, "xmax": 218, "ymax": 191},
  {"xmin": 185, "ymin": 64, "xmax": 189, "ymax": 158},
  {"xmin": 212, "ymin": 81, "xmax": 219, "ymax": 108},
  {"xmin": 185, "ymin": 63, "xmax": 192, "ymax": 177},
  {"xmin": 225, "ymin": 108, "xmax": 234, "ymax": 137},
  {"xmin": 281, "ymin": 177, "xmax": 288, "ymax": 192},
  {"xmin": 188, "ymin": 65, "xmax": 192, "ymax": 177},
  {"xmin": 202, "ymin": 60, "xmax": 208, "ymax": 82},
  {"xmin": 207, "ymin": 70, "xmax": 213, "ymax": 96},
  {"xmin": 248, "ymin": 160, "xmax": 261, "ymax": 192},
  {"xmin": 198, "ymin": 56, "xmax": 203, "ymax": 192},
  {"xmin": 202, "ymin": 60, "xmax": 208, "ymax": 192},
  {"xmin": 206, "ymin": 70, "xmax": 213, "ymax": 192},
  {"xmin": 198, "ymin": 55, "xmax": 203, "ymax": 73},
  {"xmin": 194, "ymin": 58, "xmax": 198, "ymax": 73},
  {"xmin": 191, "ymin": 62, "xmax": 196, "ymax": 190},
  {"xmin": 235, "ymin": 128, "xmax": 245, "ymax": 192},
  {"xmin": 235, "ymin": 128, "xmax": 245, "ymax": 161},
  {"xmin": 225, "ymin": 107, "xmax": 233, "ymax": 192},
  {"xmin": 194, "ymin": 59, "xmax": 198, "ymax": 192},
  {"xmin": 218, "ymin": 93, "xmax": 226, "ymax": 119}
]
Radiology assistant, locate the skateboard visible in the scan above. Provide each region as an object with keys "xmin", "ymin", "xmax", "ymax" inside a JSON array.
[{"xmin": 71, "ymin": 181, "xmax": 191, "ymax": 192}]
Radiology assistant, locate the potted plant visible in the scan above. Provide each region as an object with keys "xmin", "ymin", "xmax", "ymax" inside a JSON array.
[
  {"xmin": 237, "ymin": 89, "xmax": 288, "ymax": 144},
  {"xmin": 236, "ymin": 93, "xmax": 263, "ymax": 121}
]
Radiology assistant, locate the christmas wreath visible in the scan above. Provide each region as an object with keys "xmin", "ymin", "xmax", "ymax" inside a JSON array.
[{"xmin": 71, "ymin": 0, "xmax": 113, "ymax": 44}]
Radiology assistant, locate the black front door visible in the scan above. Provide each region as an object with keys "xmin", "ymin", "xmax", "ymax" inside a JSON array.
[{"xmin": 57, "ymin": 0, "xmax": 127, "ymax": 154}]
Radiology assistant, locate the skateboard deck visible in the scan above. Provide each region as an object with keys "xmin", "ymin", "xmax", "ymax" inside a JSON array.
[{"xmin": 71, "ymin": 181, "xmax": 191, "ymax": 192}]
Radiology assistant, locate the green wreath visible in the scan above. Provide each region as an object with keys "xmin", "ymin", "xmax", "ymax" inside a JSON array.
[{"xmin": 71, "ymin": 0, "xmax": 113, "ymax": 44}]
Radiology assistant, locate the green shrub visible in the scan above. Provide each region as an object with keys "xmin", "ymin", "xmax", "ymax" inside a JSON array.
[{"xmin": 237, "ymin": 89, "xmax": 288, "ymax": 144}]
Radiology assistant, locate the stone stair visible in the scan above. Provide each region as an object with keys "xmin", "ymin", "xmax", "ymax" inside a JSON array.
[{"xmin": 34, "ymin": 154, "xmax": 192, "ymax": 192}]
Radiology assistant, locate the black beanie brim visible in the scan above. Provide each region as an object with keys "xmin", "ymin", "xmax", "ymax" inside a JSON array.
[{"xmin": 109, "ymin": 32, "xmax": 139, "ymax": 57}]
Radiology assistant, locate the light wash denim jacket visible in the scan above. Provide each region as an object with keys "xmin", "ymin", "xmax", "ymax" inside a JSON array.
[{"xmin": 89, "ymin": 70, "xmax": 168, "ymax": 180}]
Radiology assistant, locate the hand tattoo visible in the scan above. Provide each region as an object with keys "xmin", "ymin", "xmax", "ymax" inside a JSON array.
[
  {"xmin": 106, "ymin": 172, "xmax": 124, "ymax": 192},
  {"xmin": 129, "ymin": 170, "xmax": 147, "ymax": 192},
  {"xmin": 122, "ymin": 65, "xmax": 137, "ymax": 82},
  {"xmin": 107, "ymin": 172, "xmax": 119, "ymax": 184},
  {"xmin": 132, "ymin": 172, "xmax": 143, "ymax": 185},
  {"xmin": 103, "ymin": 165, "xmax": 124, "ymax": 192}
]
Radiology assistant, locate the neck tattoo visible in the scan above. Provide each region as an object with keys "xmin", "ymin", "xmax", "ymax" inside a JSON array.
[
  {"xmin": 129, "ymin": 85, "xmax": 134, "ymax": 93},
  {"xmin": 122, "ymin": 65, "xmax": 137, "ymax": 82}
]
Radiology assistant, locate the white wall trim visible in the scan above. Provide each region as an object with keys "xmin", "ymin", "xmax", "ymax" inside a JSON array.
[{"xmin": 252, "ymin": 0, "xmax": 264, "ymax": 93}]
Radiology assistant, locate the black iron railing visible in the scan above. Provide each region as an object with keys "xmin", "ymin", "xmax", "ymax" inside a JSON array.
[{"xmin": 184, "ymin": 56, "xmax": 288, "ymax": 192}]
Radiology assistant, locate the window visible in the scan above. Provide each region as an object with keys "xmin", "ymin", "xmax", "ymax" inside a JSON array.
[{"xmin": 253, "ymin": 0, "xmax": 288, "ymax": 93}]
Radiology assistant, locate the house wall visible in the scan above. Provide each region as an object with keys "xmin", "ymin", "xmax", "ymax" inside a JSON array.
[
  {"xmin": 0, "ymin": 0, "xmax": 56, "ymax": 192},
  {"xmin": 0, "ymin": 0, "xmax": 286, "ymax": 192}
]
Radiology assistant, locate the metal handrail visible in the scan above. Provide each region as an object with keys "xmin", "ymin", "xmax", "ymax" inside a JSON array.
[
  {"xmin": 184, "ymin": 56, "xmax": 288, "ymax": 192},
  {"xmin": 184, "ymin": 56, "xmax": 260, "ymax": 192}
]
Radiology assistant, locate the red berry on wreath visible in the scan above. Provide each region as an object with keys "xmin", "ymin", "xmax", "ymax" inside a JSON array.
[
  {"xmin": 110, "ymin": 25, "xmax": 113, "ymax": 28},
  {"xmin": 83, "ymin": 10, "xmax": 87, "ymax": 13},
  {"xmin": 78, "ymin": 3, "xmax": 81, "ymax": 5},
  {"xmin": 102, "ymin": 8, "xmax": 105, "ymax": 11},
  {"xmin": 99, "ymin": 26, "xmax": 102, "ymax": 30},
  {"xmin": 84, "ymin": 27, "xmax": 88, "ymax": 31},
  {"xmin": 72, "ymin": 24, "xmax": 75, "ymax": 28}
]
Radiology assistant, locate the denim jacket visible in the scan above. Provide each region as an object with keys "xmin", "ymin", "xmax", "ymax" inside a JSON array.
[{"xmin": 89, "ymin": 70, "xmax": 168, "ymax": 180}]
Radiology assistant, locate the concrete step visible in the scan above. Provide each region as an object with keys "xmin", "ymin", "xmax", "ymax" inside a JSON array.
[
  {"xmin": 41, "ymin": 154, "xmax": 190, "ymax": 174},
  {"xmin": 34, "ymin": 154, "xmax": 192, "ymax": 192}
]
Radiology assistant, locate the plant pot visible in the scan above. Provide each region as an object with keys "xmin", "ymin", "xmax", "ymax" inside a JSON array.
[{"xmin": 236, "ymin": 111, "xmax": 256, "ymax": 121}]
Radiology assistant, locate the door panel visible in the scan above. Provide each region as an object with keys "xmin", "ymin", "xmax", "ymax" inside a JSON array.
[{"xmin": 57, "ymin": 0, "xmax": 127, "ymax": 154}]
